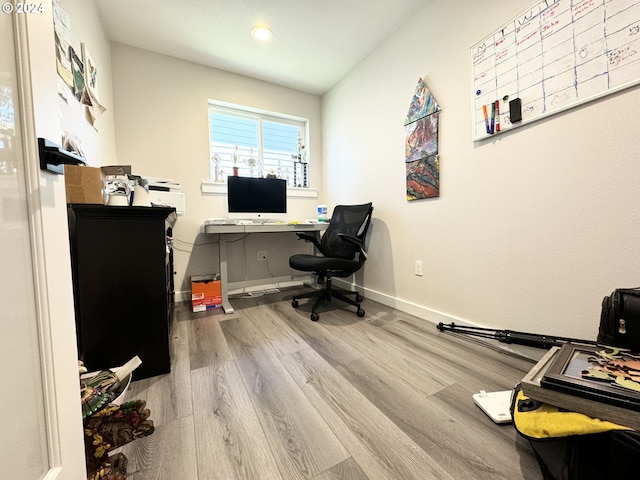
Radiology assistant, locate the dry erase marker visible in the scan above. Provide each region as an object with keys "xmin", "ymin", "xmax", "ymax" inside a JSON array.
[
  {"xmin": 482, "ymin": 104, "xmax": 490, "ymax": 134},
  {"xmin": 490, "ymin": 102, "xmax": 495, "ymax": 134},
  {"xmin": 495, "ymin": 100, "xmax": 500, "ymax": 132}
]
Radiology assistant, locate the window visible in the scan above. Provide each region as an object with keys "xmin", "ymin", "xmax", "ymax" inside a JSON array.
[{"xmin": 208, "ymin": 102, "xmax": 309, "ymax": 188}]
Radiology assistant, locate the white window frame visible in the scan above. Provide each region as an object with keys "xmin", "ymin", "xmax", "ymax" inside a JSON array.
[{"xmin": 202, "ymin": 100, "xmax": 314, "ymax": 197}]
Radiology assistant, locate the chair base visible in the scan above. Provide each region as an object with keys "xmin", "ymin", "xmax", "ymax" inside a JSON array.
[{"xmin": 292, "ymin": 277, "xmax": 365, "ymax": 321}]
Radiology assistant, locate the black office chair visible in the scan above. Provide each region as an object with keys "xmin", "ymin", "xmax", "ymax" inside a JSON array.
[{"xmin": 289, "ymin": 203, "xmax": 373, "ymax": 321}]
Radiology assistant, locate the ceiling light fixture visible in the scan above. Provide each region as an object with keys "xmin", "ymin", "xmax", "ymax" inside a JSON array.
[{"xmin": 251, "ymin": 25, "xmax": 273, "ymax": 42}]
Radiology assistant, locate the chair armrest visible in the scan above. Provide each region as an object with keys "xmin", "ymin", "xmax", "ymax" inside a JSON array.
[
  {"xmin": 296, "ymin": 232, "xmax": 324, "ymax": 254},
  {"xmin": 338, "ymin": 233, "xmax": 368, "ymax": 259}
]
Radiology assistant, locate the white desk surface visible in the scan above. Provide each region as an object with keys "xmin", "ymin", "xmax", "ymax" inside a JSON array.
[{"xmin": 203, "ymin": 221, "xmax": 329, "ymax": 234}]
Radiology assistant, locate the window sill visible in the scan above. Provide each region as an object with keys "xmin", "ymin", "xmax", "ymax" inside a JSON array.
[{"xmin": 201, "ymin": 181, "xmax": 318, "ymax": 198}]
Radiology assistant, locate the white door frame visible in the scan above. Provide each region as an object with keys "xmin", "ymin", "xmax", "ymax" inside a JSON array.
[{"xmin": 13, "ymin": 6, "xmax": 86, "ymax": 479}]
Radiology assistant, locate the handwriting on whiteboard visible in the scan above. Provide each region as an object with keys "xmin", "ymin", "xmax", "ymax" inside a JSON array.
[{"xmin": 470, "ymin": 0, "xmax": 640, "ymax": 140}]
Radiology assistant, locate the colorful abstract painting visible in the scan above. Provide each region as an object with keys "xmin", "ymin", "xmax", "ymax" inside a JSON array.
[
  {"xmin": 404, "ymin": 77, "xmax": 440, "ymax": 126},
  {"xmin": 404, "ymin": 77, "xmax": 441, "ymax": 200},
  {"xmin": 406, "ymin": 154, "xmax": 439, "ymax": 200},
  {"xmin": 405, "ymin": 113, "xmax": 438, "ymax": 163}
]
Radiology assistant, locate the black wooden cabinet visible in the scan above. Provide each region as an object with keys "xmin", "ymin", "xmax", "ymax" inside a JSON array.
[{"xmin": 67, "ymin": 204, "xmax": 177, "ymax": 380}]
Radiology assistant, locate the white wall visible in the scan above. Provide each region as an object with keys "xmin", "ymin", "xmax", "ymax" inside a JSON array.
[
  {"xmin": 27, "ymin": 0, "xmax": 116, "ymax": 397},
  {"xmin": 110, "ymin": 44, "xmax": 323, "ymax": 297},
  {"xmin": 107, "ymin": 1, "xmax": 640, "ymax": 344},
  {"xmin": 322, "ymin": 0, "xmax": 640, "ymax": 342},
  {"xmin": 56, "ymin": 0, "xmax": 117, "ymax": 164},
  {"xmin": 11, "ymin": 0, "xmax": 116, "ymax": 476}
]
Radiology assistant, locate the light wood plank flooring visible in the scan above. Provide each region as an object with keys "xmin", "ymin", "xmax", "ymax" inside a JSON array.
[{"xmin": 119, "ymin": 287, "xmax": 543, "ymax": 479}]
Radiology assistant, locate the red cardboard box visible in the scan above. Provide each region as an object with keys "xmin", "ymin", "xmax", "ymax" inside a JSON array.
[{"xmin": 191, "ymin": 274, "xmax": 222, "ymax": 312}]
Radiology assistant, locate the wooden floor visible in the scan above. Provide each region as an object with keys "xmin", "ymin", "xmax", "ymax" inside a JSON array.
[{"xmin": 119, "ymin": 287, "xmax": 543, "ymax": 480}]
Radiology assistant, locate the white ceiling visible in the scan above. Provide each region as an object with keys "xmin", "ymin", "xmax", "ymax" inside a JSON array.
[{"xmin": 93, "ymin": 0, "xmax": 425, "ymax": 95}]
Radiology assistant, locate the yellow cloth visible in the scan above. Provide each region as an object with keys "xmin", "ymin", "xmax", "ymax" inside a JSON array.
[{"xmin": 513, "ymin": 389, "xmax": 630, "ymax": 439}]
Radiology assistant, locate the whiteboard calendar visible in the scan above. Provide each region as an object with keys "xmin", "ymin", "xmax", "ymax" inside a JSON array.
[{"xmin": 471, "ymin": 0, "xmax": 640, "ymax": 141}]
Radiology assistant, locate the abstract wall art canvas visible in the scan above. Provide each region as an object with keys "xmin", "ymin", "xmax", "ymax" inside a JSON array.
[{"xmin": 404, "ymin": 77, "xmax": 441, "ymax": 200}]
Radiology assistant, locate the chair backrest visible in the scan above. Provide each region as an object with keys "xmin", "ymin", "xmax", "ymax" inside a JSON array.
[{"xmin": 320, "ymin": 203, "xmax": 373, "ymax": 260}]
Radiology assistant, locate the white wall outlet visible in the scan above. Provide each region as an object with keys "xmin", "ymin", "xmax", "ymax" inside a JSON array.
[
  {"xmin": 257, "ymin": 250, "xmax": 267, "ymax": 261},
  {"xmin": 415, "ymin": 260, "xmax": 423, "ymax": 276}
]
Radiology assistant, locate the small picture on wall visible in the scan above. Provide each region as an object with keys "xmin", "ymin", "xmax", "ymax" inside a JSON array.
[
  {"xmin": 70, "ymin": 47, "xmax": 85, "ymax": 101},
  {"xmin": 78, "ymin": 43, "xmax": 106, "ymax": 129},
  {"xmin": 53, "ymin": 0, "xmax": 73, "ymax": 88},
  {"xmin": 405, "ymin": 77, "xmax": 440, "ymax": 126},
  {"xmin": 81, "ymin": 43, "xmax": 98, "ymax": 98},
  {"xmin": 405, "ymin": 113, "xmax": 439, "ymax": 163},
  {"xmin": 406, "ymin": 154, "xmax": 439, "ymax": 200}
]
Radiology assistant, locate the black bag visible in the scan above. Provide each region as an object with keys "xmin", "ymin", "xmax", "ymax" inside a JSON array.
[
  {"xmin": 598, "ymin": 287, "xmax": 640, "ymax": 351},
  {"xmin": 527, "ymin": 429, "xmax": 640, "ymax": 480}
]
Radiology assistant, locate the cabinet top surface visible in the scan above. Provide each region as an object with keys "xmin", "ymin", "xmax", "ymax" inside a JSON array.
[{"xmin": 69, "ymin": 204, "xmax": 177, "ymax": 224}]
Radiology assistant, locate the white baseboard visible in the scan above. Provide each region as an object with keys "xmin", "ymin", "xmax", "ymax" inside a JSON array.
[{"xmin": 333, "ymin": 279, "xmax": 545, "ymax": 362}]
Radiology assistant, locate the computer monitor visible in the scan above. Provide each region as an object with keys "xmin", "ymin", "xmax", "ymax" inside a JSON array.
[{"xmin": 227, "ymin": 176, "xmax": 287, "ymax": 221}]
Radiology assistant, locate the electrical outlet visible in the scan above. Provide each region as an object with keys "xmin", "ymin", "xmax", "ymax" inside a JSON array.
[
  {"xmin": 257, "ymin": 250, "xmax": 267, "ymax": 261},
  {"xmin": 415, "ymin": 260, "xmax": 423, "ymax": 276}
]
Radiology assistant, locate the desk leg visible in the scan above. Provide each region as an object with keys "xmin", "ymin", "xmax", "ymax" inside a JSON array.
[{"xmin": 219, "ymin": 235, "xmax": 234, "ymax": 314}]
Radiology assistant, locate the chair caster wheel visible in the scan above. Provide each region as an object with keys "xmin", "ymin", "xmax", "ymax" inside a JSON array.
[
  {"xmin": 310, "ymin": 312, "xmax": 319, "ymax": 321},
  {"xmin": 292, "ymin": 299, "xmax": 299, "ymax": 308},
  {"xmin": 357, "ymin": 308, "xmax": 365, "ymax": 317},
  {"xmin": 356, "ymin": 294, "xmax": 363, "ymax": 303}
]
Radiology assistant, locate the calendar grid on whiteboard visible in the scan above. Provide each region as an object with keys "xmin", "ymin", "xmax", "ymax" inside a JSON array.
[{"xmin": 470, "ymin": 0, "xmax": 640, "ymax": 141}]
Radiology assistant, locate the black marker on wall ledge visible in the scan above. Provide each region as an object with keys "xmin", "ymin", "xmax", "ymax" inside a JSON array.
[{"xmin": 509, "ymin": 98, "xmax": 522, "ymax": 123}]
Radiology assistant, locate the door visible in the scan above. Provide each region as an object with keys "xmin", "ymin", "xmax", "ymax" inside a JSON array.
[{"xmin": 0, "ymin": 7, "xmax": 85, "ymax": 479}]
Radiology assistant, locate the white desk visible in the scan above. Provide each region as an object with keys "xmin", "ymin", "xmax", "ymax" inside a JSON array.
[{"xmin": 203, "ymin": 222, "xmax": 328, "ymax": 313}]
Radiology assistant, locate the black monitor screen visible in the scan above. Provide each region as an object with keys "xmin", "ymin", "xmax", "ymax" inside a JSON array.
[{"xmin": 227, "ymin": 176, "xmax": 287, "ymax": 214}]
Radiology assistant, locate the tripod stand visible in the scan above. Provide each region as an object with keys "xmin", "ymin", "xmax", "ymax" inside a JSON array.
[{"xmin": 436, "ymin": 322, "xmax": 597, "ymax": 349}]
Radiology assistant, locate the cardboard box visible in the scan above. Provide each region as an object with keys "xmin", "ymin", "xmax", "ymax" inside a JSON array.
[
  {"xmin": 191, "ymin": 274, "xmax": 222, "ymax": 312},
  {"xmin": 64, "ymin": 164, "xmax": 104, "ymax": 204}
]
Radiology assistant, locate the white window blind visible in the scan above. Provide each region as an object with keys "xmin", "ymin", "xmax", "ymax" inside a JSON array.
[{"xmin": 208, "ymin": 103, "xmax": 309, "ymax": 187}]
